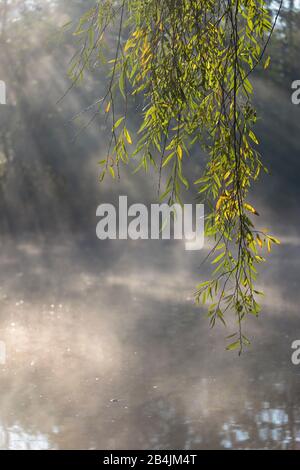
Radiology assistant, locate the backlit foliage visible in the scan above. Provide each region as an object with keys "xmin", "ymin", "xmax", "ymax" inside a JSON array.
[{"xmin": 69, "ymin": 0, "xmax": 282, "ymax": 353}]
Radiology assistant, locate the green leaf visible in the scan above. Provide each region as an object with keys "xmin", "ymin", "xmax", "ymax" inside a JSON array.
[
  {"xmin": 226, "ymin": 341, "xmax": 240, "ymax": 351},
  {"xmin": 212, "ymin": 252, "xmax": 225, "ymax": 265},
  {"xmin": 249, "ymin": 130, "xmax": 259, "ymax": 145},
  {"xmin": 113, "ymin": 117, "xmax": 125, "ymax": 130},
  {"xmin": 119, "ymin": 68, "xmax": 126, "ymax": 99},
  {"xmin": 162, "ymin": 152, "xmax": 175, "ymax": 168}
]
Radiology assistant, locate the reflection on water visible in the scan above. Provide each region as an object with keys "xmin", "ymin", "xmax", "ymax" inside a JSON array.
[
  {"xmin": 0, "ymin": 236, "xmax": 299, "ymax": 450},
  {"xmin": 0, "ymin": 424, "xmax": 51, "ymax": 450},
  {"xmin": 0, "ymin": 0, "xmax": 299, "ymax": 452}
]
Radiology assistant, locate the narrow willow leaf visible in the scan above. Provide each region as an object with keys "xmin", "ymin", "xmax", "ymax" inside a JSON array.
[{"xmin": 124, "ymin": 128, "xmax": 132, "ymax": 145}]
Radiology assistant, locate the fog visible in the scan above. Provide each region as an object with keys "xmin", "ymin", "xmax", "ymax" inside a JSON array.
[{"xmin": 0, "ymin": 0, "xmax": 300, "ymax": 450}]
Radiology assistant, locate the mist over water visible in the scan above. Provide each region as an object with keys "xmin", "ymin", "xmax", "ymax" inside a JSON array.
[{"xmin": 0, "ymin": 0, "xmax": 300, "ymax": 450}]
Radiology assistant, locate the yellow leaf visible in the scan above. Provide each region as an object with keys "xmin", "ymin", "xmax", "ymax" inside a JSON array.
[
  {"xmin": 109, "ymin": 166, "xmax": 115, "ymax": 179},
  {"xmin": 141, "ymin": 39, "xmax": 150, "ymax": 58},
  {"xmin": 216, "ymin": 196, "xmax": 225, "ymax": 211},
  {"xmin": 268, "ymin": 236, "xmax": 281, "ymax": 245},
  {"xmin": 256, "ymin": 234, "xmax": 263, "ymax": 248},
  {"xmin": 264, "ymin": 56, "xmax": 271, "ymax": 70},
  {"xmin": 249, "ymin": 130, "xmax": 259, "ymax": 145},
  {"xmin": 244, "ymin": 203, "xmax": 259, "ymax": 216},
  {"xmin": 124, "ymin": 128, "xmax": 132, "ymax": 145},
  {"xmin": 132, "ymin": 29, "xmax": 142, "ymax": 39},
  {"xmin": 177, "ymin": 145, "xmax": 183, "ymax": 160},
  {"xmin": 124, "ymin": 39, "xmax": 135, "ymax": 52},
  {"xmin": 105, "ymin": 101, "xmax": 111, "ymax": 113}
]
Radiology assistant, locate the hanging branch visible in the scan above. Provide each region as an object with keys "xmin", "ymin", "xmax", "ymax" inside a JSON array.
[{"xmin": 69, "ymin": 0, "xmax": 282, "ymax": 352}]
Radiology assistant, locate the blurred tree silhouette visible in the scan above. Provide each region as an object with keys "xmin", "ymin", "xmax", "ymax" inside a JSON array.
[
  {"xmin": 0, "ymin": 0, "xmax": 102, "ymax": 235},
  {"xmin": 259, "ymin": 0, "xmax": 300, "ymax": 83}
]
